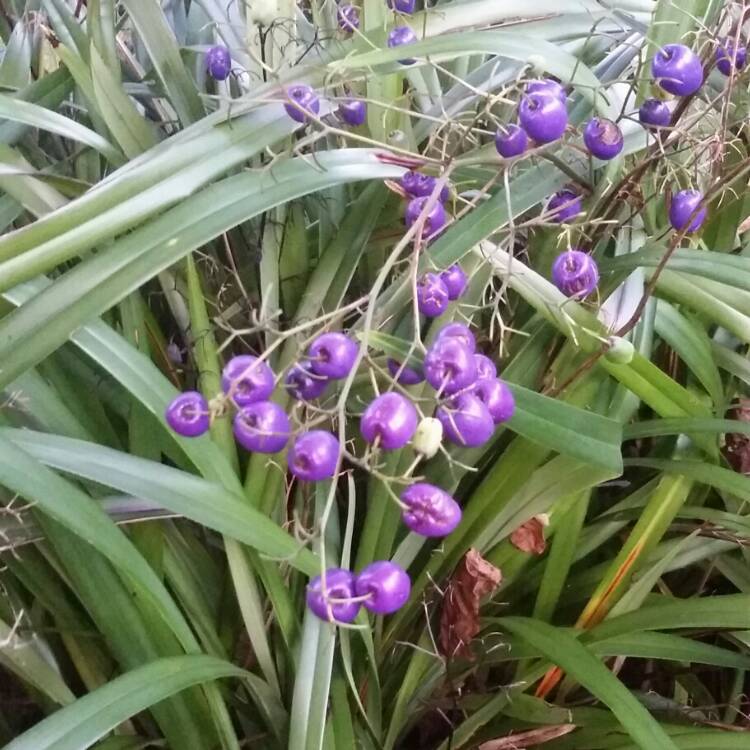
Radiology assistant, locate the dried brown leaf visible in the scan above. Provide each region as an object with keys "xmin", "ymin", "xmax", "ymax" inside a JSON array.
[
  {"xmin": 723, "ymin": 399, "xmax": 750, "ymax": 474},
  {"xmin": 478, "ymin": 724, "xmax": 576, "ymax": 749},
  {"xmin": 510, "ymin": 517, "xmax": 547, "ymax": 555}
]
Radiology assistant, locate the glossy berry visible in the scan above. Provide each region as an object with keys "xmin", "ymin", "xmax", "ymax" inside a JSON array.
[
  {"xmin": 652, "ymin": 44, "xmax": 703, "ymax": 96},
  {"xmin": 474, "ymin": 354, "xmax": 497, "ymax": 381},
  {"xmin": 307, "ymin": 569, "xmax": 359, "ymax": 623},
  {"xmin": 206, "ymin": 45, "xmax": 231, "ymax": 81},
  {"xmin": 387, "ymin": 358, "xmax": 424, "ymax": 385},
  {"xmin": 518, "ymin": 92, "xmax": 568, "ymax": 144},
  {"xmin": 337, "ymin": 4, "xmax": 359, "ymax": 32},
  {"xmin": 165, "ymin": 391, "xmax": 210, "ymax": 437},
  {"xmin": 361, "ymin": 392, "xmax": 418, "ymax": 450},
  {"xmin": 472, "ymin": 378, "xmax": 515, "ymax": 424},
  {"xmin": 526, "ymin": 79, "xmax": 566, "ymax": 105},
  {"xmin": 716, "ymin": 38, "xmax": 747, "ymax": 76},
  {"xmin": 435, "ymin": 322, "xmax": 476, "ymax": 353},
  {"xmin": 284, "ymin": 84, "xmax": 320, "ymax": 123},
  {"xmin": 417, "ymin": 273, "xmax": 450, "ymax": 317},
  {"xmin": 440, "ymin": 265, "xmax": 468, "ymax": 300},
  {"xmin": 583, "ymin": 117, "xmax": 623, "ymax": 160},
  {"xmin": 547, "ymin": 189, "xmax": 582, "ymax": 223},
  {"xmin": 387, "ymin": 26, "xmax": 418, "ymax": 65},
  {"xmin": 400, "ymin": 171, "xmax": 449, "ymax": 201},
  {"xmin": 339, "ymin": 98, "xmax": 366, "ymax": 126},
  {"xmin": 412, "ymin": 417, "xmax": 443, "ymax": 458},
  {"xmin": 309, "ymin": 332, "xmax": 358, "ymax": 379},
  {"xmin": 639, "ymin": 98, "xmax": 671, "ymax": 129},
  {"xmin": 424, "ymin": 337, "xmax": 478, "ymax": 395},
  {"xmin": 401, "ymin": 482, "xmax": 462, "ymax": 537},
  {"xmin": 222, "ymin": 355, "xmax": 275, "ymax": 407},
  {"xmin": 355, "ymin": 561, "xmax": 411, "ymax": 614},
  {"xmin": 233, "ymin": 402, "xmax": 290, "ymax": 453},
  {"xmin": 405, "ymin": 197, "xmax": 447, "ymax": 237},
  {"xmin": 387, "ymin": 0, "xmax": 416, "ymax": 12},
  {"xmin": 495, "ymin": 124, "xmax": 528, "ymax": 158},
  {"xmin": 289, "ymin": 430, "xmax": 340, "ymax": 481},
  {"xmin": 437, "ymin": 392, "xmax": 494, "ymax": 447},
  {"xmin": 669, "ymin": 189, "xmax": 706, "ymax": 233},
  {"xmin": 552, "ymin": 249, "xmax": 599, "ymax": 299},
  {"xmin": 285, "ymin": 361, "xmax": 327, "ymax": 401}
]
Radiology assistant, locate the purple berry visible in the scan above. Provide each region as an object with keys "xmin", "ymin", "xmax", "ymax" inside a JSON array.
[
  {"xmin": 387, "ymin": 359, "xmax": 424, "ymax": 385},
  {"xmin": 284, "ymin": 84, "xmax": 320, "ymax": 123},
  {"xmin": 518, "ymin": 92, "xmax": 568, "ymax": 144},
  {"xmin": 405, "ymin": 196, "xmax": 447, "ymax": 238},
  {"xmin": 233, "ymin": 401, "xmax": 291, "ymax": 453},
  {"xmin": 339, "ymin": 98, "xmax": 366, "ymax": 126},
  {"xmin": 222, "ymin": 355, "xmax": 275, "ymax": 407},
  {"xmin": 652, "ymin": 43, "xmax": 703, "ymax": 96},
  {"xmin": 309, "ymin": 332, "xmax": 358, "ymax": 379},
  {"xmin": 387, "ymin": 26, "xmax": 418, "ymax": 65},
  {"xmin": 551, "ymin": 249, "xmax": 599, "ymax": 299},
  {"xmin": 526, "ymin": 79, "xmax": 567, "ymax": 105},
  {"xmin": 289, "ymin": 430, "xmax": 340, "ymax": 481},
  {"xmin": 669, "ymin": 189, "xmax": 707, "ymax": 233},
  {"xmin": 400, "ymin": 171, "xmax": 449, "ymax": 201},
  {"xmin": 547, "ymin": 189, "xmax": 582, "ymax": 223},
  {"xmin": 355, "ymin": 561, "xmax": 410, "ymax": 614},
  {"xmin": 361, "ymin": 392, "xmax": 418, "ymax": 450},
  {"xmin": 716, "ymin": 38, "xmax": 746, "ymax": 76},
  {"xmin": 417, "ymin": 273, "xmax": 450, "ymax": 317},
  {"xmin": 387, "ymin": 0, "xmax": 416, "ymax": 12},
  {"xmin": 165, "ymin": 391, "xmax": 210, "ymax": 437},
  {"xmin": 435, "ymin": 322, "xmax": 476, "ymax": 353},
  {"xmin": 285, "ymin": 361, "xmax": 327, "ymax": 401},
  {"xmin": 337, "ymin": 4, "xmax": 359, "ymax": 32},
  {"xmin": 472, "ymin": 378, "xmax": 515, "ymax": 424},
  {"xmin": 307, "ymin": 568, "xmax": 359, "ymax": 623},
  {"xmin": 495, "ymin": 124, "xmax": 528, "ymax": 158},
  {"xmin": 440, "ymin": 265, "xmax": 468, "ymax": 300},
  {"xmin": 401, "ymin": 482, "xmax": 462, "ymax": 537},
  {"xmin": 474, "ymin": 354, "xmax": 497, "ymax": 380},
  {"xmin": 437, "ymin": 392, "xmax": 494, "ymax": 447},
  {"xmin": 639, "ymin": 98, "xmax": 671, "ymax": 129},
  {"xmin": 424, "ymin": 337, "xmax": 477, "ymax": 395},
  {"xmin": 583, "ymin": 117, "xmax": 624, "ymax": 160},
  {"xmin": 206, "ymin": 45, "xmax": 231, "ymax": 81}
]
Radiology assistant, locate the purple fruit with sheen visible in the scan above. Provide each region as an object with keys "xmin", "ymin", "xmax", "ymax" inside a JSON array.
[
  {"xmin": 284, "ymin": 84, "xmax": 320, "ymax": 123},
  {"xmin": 417, "ymin": 273, "xmax": 450, "ymax": 317},
  {"xmin": 165, "ymin": 391, "xmax": 210, "ymax": 437},
  {"xmin": 716, "ymin": 38, "xmax": 747, "ymax": 76},
  {"xmin": 526, "ymin": 79, "xmax": 566, "ymax": 105},
  {"xmin": 440, "ymin": 265, "xmax": 468, "ymax": 300},
  {"xmin": 387, "ymin": 26, "xmax": 418, "ymax": 64},
  {"xmin": 424, "ymin": 337, "xmax": 478, "ymax": 395},
  {"xmin": 518, "ymin": 91, "xmax": 568, "ymax": 144},
  {"xmin": 639, "ymin": 98, "xmax": 671, "ymax": 129},
  {"xmin": 472, "ymin": 378, "xmax": 515, "ymax": 424},
  {"xmin": 222, "ymin": 355, "xmax": 275, "ymax": 406},
  {"xmin": 669, "ymin": 189, "xmax": 707, "ymax": 233},
  {"xmin": 495, "ymin": 124, "xmax": 528, "ymax": 157},
  {"xmin": 308, "ymin": 332, "xmax": 358, "ymax": 379},
  {"xmin": 233, "ymin": 401, "xmax": 291, "ymax": 453},
  {"xmin": 339, "ymin": 99, "xmax": 366, "ymax": 126},
  {"xmin": 547, "ymin": 189, "xmax": 582, "ymax": 223},
  {"xmin": 307, "ymin": 568, "xmax": 359, "ymax": 623},
  {"xmin": 400, "ymin": 171, "xmax": 449, "ymax": 201},
  {"xmin": 387, "ymin": 0, "xmax": 416, "ymax": 12},
  {"xmin": 337, "ymin": 4, "xmax": 359, "ymax": 32},
  {"xmin": 206, "ymin": 45, "xmax": 231, "ymax": 80},
  {"xmin": 405, "ymin": 196, "xmax": 447, "ymax": 237},
  {"xmin": 401, "ymin": 482, "xmax": 462, "ymax": 537},
  {"xmin": 289, "ymin": 430, "xmax": 340, "ymax": 481},
  {"xmin": 355, "ymin": 561, "xmax": 411, "ymax": 614},
  {"xmin": 552, "ymin": 249, "xmax": 599, "ymax": 299},
  {"xmin": 652, "ymin": 43, "xmax": 703, "ymax": 96},
  {"xmin": 474, "ymin": 354, "xmax": 497, "ymax": 380},
  {"xmin": 360, "ymin": 392, "xmax": 418, "ymax": 450},
  {"xmin": 583, "ymin": 117, "xmax": 624, "ymax": 160},
  {"xmin": 387, "ymin": 358, "xmax": 424, "ymax": 385},
  {"xmin": 285, "ymin": 361, "xmax": 327, "ymax": 401},
  {"xmin": 437, "ymin": 392, "xmax": 494, "ymax": 447},
  {"xmin": 435, "ymin": 322, "xmax": 476, "ymax": 353}
]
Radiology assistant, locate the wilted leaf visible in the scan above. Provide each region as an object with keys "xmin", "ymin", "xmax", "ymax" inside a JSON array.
[
  {"xmin": 510, "ymin": 516, "xmax": 548, "ymax": 555},
  {"xmin": 439, "ymin": 549, "xmax": 501, "ymax": 660},
  {"xmin": 478, "ymin": 724, "xmax": 577, "ymax": 749}
]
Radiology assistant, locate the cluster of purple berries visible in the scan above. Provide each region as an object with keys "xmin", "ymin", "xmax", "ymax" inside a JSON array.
[{"xmin": 400, "ymin": 168, "xmax": 451, "ymax": 240}]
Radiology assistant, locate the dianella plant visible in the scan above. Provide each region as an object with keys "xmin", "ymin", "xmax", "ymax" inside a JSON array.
[{"xmin": 1, "ymin": 1, "xmax": 750, "ymax": 749}]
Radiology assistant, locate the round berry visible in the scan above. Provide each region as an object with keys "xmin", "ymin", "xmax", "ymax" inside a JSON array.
[
  {"xmin": 474, "ymin": 354, "xmax": 497, "ymax": 380},
  {"xmin": 495, "ymin": 124, "xmax": 528, "ymax": 158},
  {"xmin": 165, "ymin": 391, "xmax": 210, "ymax": 437},
  {"xmin": 233, "ymin": 401, "xmax": 291, "ymax": 453},
  {"xmin": 547, "ymin": 189, "xmax": 582, "ymax": 223},
  {"xmin": 405, "ymin": 197, "xmax": 447, "ymax": 237},
  {"xmin": 337, "ymin": 4, "xmax": 359, "ymax": 32},
  {"xmin": 669, "ymin": 189, "xmax": 706, "ymax": 233},
  {"xmin": 424, "ymin": 337, "xmax": 478, "ymax": 395},
  {"xmin": 652, "ymin": 44, "xmax": 703, "ymax": 96},
  {"xmin": 401, "ymin": 482, "xmax": 462, "ymax": 537},
  {"xmin": 526, "ymin": 79, "xmax": 566, "ymax": 105},
  {"xmin": 437, "ymin": 392, "xmax": 494, "ymax": 447},
  {"xmin": 400, "ymin": 171, "xmax": 449, "ymax": 201},
  {"xmin": 387, "ymin": 358, "xmax": 424, "ymax": 385},
  {"xmin": 285, "ymin": 361, "xmax": 327, "ymax": 401},
  {"xmin": 387, "ymin": 26, "xmax": 418, "ymax": 65},
  {"xmin": 308, "ymin": 332, "xmax": 358, "ymax": 379},
  {"xmin": 551, "ymin": 249, "xmax": 599, "ymax": 299},
  {"xmin": 307, "ymin": 568, "xmax": 359, "ymax": 623},
  {"xmin": 206, "ymin": 45, "xmax": 231, "ymax": 81},
  {"xmin": 639, "ymin": 98, "xmax": 671, "ymax": 129},
  {"xmin": 435, "ymin": 322, "xmax": 476, "ymax": 353},
  {"xmin": 222, "ymin": 355, "xmax": 275, "ymax": 407},
  {"xmin": 387, "ymin": 0, "xmax": 416, "ymax": 12},
  {"xmin": 583, "ymin": 117, "xmax": 624, "ymax": 160},
  {"xmin": 361, "ymin": 392, "xmax": 418, "ymax": 450},
  {"xmin": 472, "ymin": 378, "xmax": 515, "ymax": 424},
  {"xmin": 417, "ymin": 273, "xmax": 450, "ymax": 317},
  {"xmin": 412, "ymin": 417, "xmax": 443, "ymax": 458},
  {"xmin": 440, "ymin": 265, "xmax": 468, "ymax": 300},
  {"xmin": 289, "ymin": 430, "xmax": 340, "ymax": 481},
  {"xmin": 284, "ymin": 84, "xmax": 320, "ymax": 123},
  {"xmin": 518, "ymin": 91, "xmax": 568, "ymax": 144},
  {"xmin": 355, "ymin": 561, "xmax": 410, "ymax": 614},
  {"xmin": 716, "ymin": 38, "xmax": 747, "ymax": 76},
  {"xmin": 339, "ymin": 98, "xmax": 366, "ymax": 126},
  {"xmin": 605, "ymin": 336, "xmax": 635, "ymax": 365}
]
